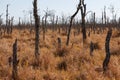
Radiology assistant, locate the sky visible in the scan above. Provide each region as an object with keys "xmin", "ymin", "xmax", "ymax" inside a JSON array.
[{"xmin": 0, "ymin": 0, "xmax": 120, "ymax": 24}]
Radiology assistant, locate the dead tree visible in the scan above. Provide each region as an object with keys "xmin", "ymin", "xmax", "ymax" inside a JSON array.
[
  {"xmin": 55, "ymin": 16, "xmax": 58, "ymax": 31},
  {"xmin": 103, "ymin": 29, "xmax": 112, "ymax": 72},
  {"xmin": 33, "ymin": 0, "xmax": 40, "ymax": 61},
  {"xmin": 80, "ymin": 0, "xmax": 87, "ymax": 42},
  {"xmin": 61, "ymin": 15, "xmax": 65, "ymax": 32},
  {"xmin": 104, "ymin": 6, "xmax": 107, "ymax": 25},
  {"xmin": 42, "ymin": 16, "xmax": 46, "ymax": 41},
  {"xmin": 42, "ymin": 9, "xmax": 54, "ymax": 41},
  {"xmin": 0, "ymin": 14, "xmax": 3, "ymax": 26},
  {"xmin": 0, "ymin": 15, "xmax": 3, "ymax": 37},
  {"xmin": 93, "ymin": 12, "xmax": 96, "ymax": 33},
  {"xmin": 44, "ymin": 8, "xmax": 50, "ymax": 33},
  {"xmin": 29, "ymin": 10, "xmax": 33, "ymax": 26},
  {"xmin": 18, "ymin": 17, "xmax": 21, "ymax": 29},
  {"xmin": 43, "ymin": 13, "xmax": 47, "ymax": 41},
  {"xmin": 8, "ymin": 18, "xmax": 11, "ymax": 34},
  {"xmin": 6, "ymin": 4, "xmax": 9, "ymax": 27},
  {"xmin": 6, "ymin": 4, "xmax": 10, "ymax": 34},
  {"xmin": 58, "ymin": 17, "xmax": 61, "ymax": 34},
  {"xmin": 102, "ymin": 12, "xmax": 104, "ymax": 25},
  {"xmin": 66, "ymin": 0, "xmax": 87, "ymax": 46},
  {"xmin": 66, "ymin": 0, "xmax": 81, "ymax": 46},
  {"xmin": 50, "ymin": 14, "xmax": 55, "ymax": 32},
  {"xmin": 12, "ymin": 39, "xmax": 18, "ymax": 80},
  {"xmin": 10, "ymin": 17, "xmax": 14, "ymax": 34}
]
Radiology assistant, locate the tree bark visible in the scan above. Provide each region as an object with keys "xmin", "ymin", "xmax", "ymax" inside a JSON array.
[
  {"xmin": 103, "ymin": 29, "xmax": 112, "ymax": 72},
  {"xmin": 33, "ymin": 0, "xmax": 40, "ymax": 60}
]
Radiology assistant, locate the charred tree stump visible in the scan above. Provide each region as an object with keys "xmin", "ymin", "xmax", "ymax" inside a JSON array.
[
  {"xmin": 103, "ymin": 29, "xmax": 112, "ymax": 72},
  {"xmin": 57, "ymin": 37, "xmax": 61, "ymax": 49},
  {"xmin": 12, "ymin": 39, "xmax": 18, "ymax": 80},
  {"xmin": 90, "ymin": 41, "xmax": 94, "ymax": 56}
]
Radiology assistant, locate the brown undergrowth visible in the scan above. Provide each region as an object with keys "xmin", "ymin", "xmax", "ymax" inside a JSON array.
[{"xmin": 0, "ymin": 28, "xmax": 119, "ymax": 80}]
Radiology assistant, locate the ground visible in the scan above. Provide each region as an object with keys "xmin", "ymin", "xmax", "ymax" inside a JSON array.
[{"xmin": 0, "ymin": 28, "xmax": 120, "ymax": 80}]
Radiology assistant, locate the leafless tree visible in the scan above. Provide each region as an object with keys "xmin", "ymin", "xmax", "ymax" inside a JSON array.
[
  {"xmin": 66, "ymin": 0, "xmax": 87, "ymax": 46},
  {"xmin": 6, "ymin": 4, "xmax": 10, "ymax": 34},
  {"xmin": 50, "ymin": 14, "xmax": 55, "ymax": 32},
  {"xmin": 0, "ymin": 14, "xmax": 3, "ymax": 26},
  {"xmin": 104, "ymin": 6, "xmax": 107, "ymax": 25},
  {"xmin": 10, "ymin": 17, "xmax": 14, "ymax": 34},
  {"xmin": 108, "ymin": 5, "xmax": 117, "ymax": 24},
  {"xmin": 29, "ymin": 10, "xmax": 33, "ymax": 26},
  {"xmin": 18, "ymin": 17, "xmax": 21, "ymax": 27},
  {"xmin": 42, "ymin": 9, "xmax": 55, "ymax": 41},
  {"xmin": 33, "ymin": 0, "xmax": 40, "ymax": 62},
  {"xmin": 103, "ymin": 29, "xmax": 112, "ymax": 72},
  {"xmin": 12, "ymin": 39, "xmax": 19, "ymax": 80},
  {"xmin": 80, "ymin": 0, "xmax": 87, "ymax": 42}
]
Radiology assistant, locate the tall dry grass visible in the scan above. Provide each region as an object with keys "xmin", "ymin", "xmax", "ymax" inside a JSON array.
[{"xmin": 0, "ymin": 28, "xmax": 119, "ymax": 80}]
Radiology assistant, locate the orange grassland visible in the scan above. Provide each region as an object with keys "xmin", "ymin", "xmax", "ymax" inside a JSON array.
[{"xmin": 0, "ymin": 28, "xmax": 120, "ymax": 80}]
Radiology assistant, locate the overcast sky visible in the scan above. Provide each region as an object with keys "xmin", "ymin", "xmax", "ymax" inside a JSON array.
[{"xmin": 0, "ymin": 0, "xmax": 120, "ymax": 23}]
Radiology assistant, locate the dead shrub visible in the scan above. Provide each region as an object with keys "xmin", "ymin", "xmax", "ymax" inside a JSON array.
[
  {"xmin": 20, "ymin": 57, "xmax": 28, "ymax": 67},
  {"xmin": 92, "ymin": 42, "xmax": 100, "ymax": 50},
  {"xmin": 61, "ymin": 32, "xmax": 67, "ymax": 36},
  {"xmin": 41, "ymin": 55, "xmax": 50, "ymax": 70},
  {"xmin": 56, "ymin": 61, "xmax": 67, "ymax": 71},
  {"xmin": 39, "ymin": 42, "xmax": 50, "ymax": 49},
  {"xmin": 0, "ymin": 68, "xmax": 10, "ymax": 78},
  {"xmin": 71, "ymin": 74, "xmax": 87, "ymax": 80},
  {"xmin": 43, "ymin": 73, "xmax": 52, "ymax": 80},
  {"xmin": 30, "ymin": 58, "xmax": 41, "ymax": 69},
  {"xmin": 3, "ymin": 35, "xmax": 12, "ymax": 39},
  {"xmin": 54, "ymin": 47, "xmax": 69, "ymax": 57},
  {"xmin": 112, "ymin": 32, "xmax": 120, "ymax": 38},
  {"xmin": 110, "ymin": 49, "xmax": 120, "ymax": 56}
]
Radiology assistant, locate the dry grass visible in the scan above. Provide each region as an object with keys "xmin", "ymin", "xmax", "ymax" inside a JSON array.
[{"xmin": 0, "ymin": 28, "xmax": 120, "ymax": 80}]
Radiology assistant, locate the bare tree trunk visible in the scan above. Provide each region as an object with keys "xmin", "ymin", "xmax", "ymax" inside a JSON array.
[
  {"xmin": 103, "ymin": 29, "xmax": 112, "ymax": 72},
  {"xmin": 18, "ymin": 17, "xmax": 21, "ymax": 28},
  {"xmin": 10, "ymin": 17, "xmax": 14, "ymax": 34},
  {"xmin": 102, "ymin": 12, "xmax": 104, "ymax": 24},
  {"xmin": 56, "ymin": 16, "xmax": 58, "ymax": 31},
  {"xmin": 12, "ymin": 39, "xmax": 18, "ymax": 80},
  {"xmin": 52, "ymin": 15, "xmax": 55, "ymax": 32},
  {"xmin": 104, "ymin": 6, "xmax": 106, "ymax": 25},
  {"xmin": 33, "ymin": 0, "xmax": 40, "ymax": 61},
  {"xmin": 66, "ymin": 0, "xmax": 81, "ymax": 46},
  {"xmin": 42, "ymin": 16, "xmax": 46, "ymax": 41},
  {"xmin": 81, "ymin": 17, "xmax": 86, "ymax": 41},
  {"xmin": 6, "ymin": 4, "xmax": 9, "ymax": 34},
  {"xmin": 43, "ymin": 15, "xmax": 47, "ymax": 41},
  {"xmin": 80, "ymin": 0, "xmax": 87, "ymax": 42},
  {"xmin": 66, "ymin": 0, "xmax": 87, "ymax": 45},
  {"xmin": 93, "ymin": 12, "xmax": 96, "ymax": 33}
]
